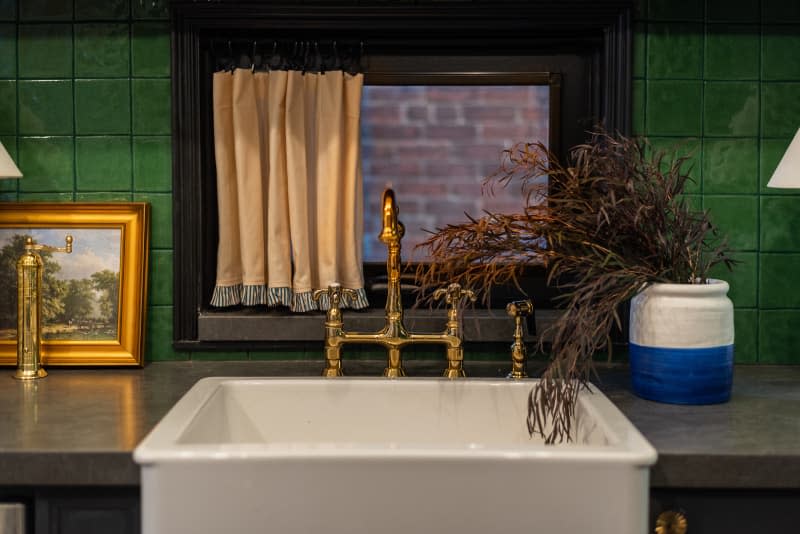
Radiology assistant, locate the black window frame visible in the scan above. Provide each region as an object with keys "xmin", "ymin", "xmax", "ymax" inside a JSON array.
[{"xmin": 170, "ymin": 0, "xmax": 633, "ymax": 351}]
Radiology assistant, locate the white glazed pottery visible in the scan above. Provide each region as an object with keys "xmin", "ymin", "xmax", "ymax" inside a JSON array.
[{"xmin": 629, "ymin": 279, "xmax": 734, "ymax": 404}]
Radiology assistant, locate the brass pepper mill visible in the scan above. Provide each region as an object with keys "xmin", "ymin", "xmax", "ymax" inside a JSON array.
[
  {"xmin": 14, "ymin": 235, "xmax": 73, "ymax": 380},
  {"xmin": 506, "ymin": 299, "xmax": 533, "ymax": 379}
]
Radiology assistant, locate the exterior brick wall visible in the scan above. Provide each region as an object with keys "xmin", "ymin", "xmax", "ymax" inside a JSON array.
[{"xmin": 361, "ymin": 85, "xmax": 549, "ymax": 261}]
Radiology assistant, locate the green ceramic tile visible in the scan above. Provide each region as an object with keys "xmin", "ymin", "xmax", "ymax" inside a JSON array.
[
  {"xmin": 146, "ymin": 306, "xmax": 189, "ymax": 361},
  {"xmin": 132, "ymin": 79, "xmax": 171, "ymax": 135},
  {"xmin": 17, "ymin": 136, "xmax": 74, "ymax": 192},
  {"xmin": 632, "ymin": 80, "xmax": 645, "ymax": 135},
  {"xmin": 761, "ymin": 196, "xmax": 800, "ymax": 252},
  {"xmin": 678, "ymin": 194, "xmax": 702, "ymax": 211},
  {"xmin": 75, "ymin": 79, "xmax": 131, "ymax": 135},
  {"xmin": 703, "ymin": 195, "xmax": 758, "ymax": 251},
  {"xmin": 75, "ymin": 192, "xmax": 133, "ymax": 201},
  {"xmin": 18, "ymin": 192, "xmax": 72, "ymax": 201},
  {"xmin": 0, "ymin": 192, "xmax": 17, "ymax": 201},
  {"xmin": 191, "ymin": 351, "xmax": 249, "ymax": 361},
  {"xmin": 709, "ymin": 251, "xmax": 756, "ymax": 308},
  {"xmin": 0, "ymin": 24, "xmax": 15, "ymax": 78},
  {"xmin": 132, "ymin": 23, "xmax": 170, "ymax": 77},
  {"xmin": 647, "ymin": 23, "xmax": 702, "ymax": 79},
  {"xmin": 762, "ymin": 0, "xmax": 800, "ymax": 23},
  {"xmin": 132, "ymin": 0, "xmax": 169, "ymax": 20},
  {"xmin": 759, "ymin": 310, "xmax": 800, "ymax": 363},
  {"xmin": 133, "ymin": 136, "xmax": 171, "ymax": 191},
  {"xmin": 633, "ymin": 23, "xmax": 646, "ymax": 78},
  {"xmin": 648, "ymin": 137, "xmax": 702, "ymax": 194},
  {"xmin": 762, "ymin": 27, "xmax": 800, "ymax": 81},
  {"xmin": 702, "ymin": 138, "xmax": 758, "ymax": 194},
  {"xmin": 0, "ymin": 80, "xmax": 15, "ymax": 134},
  {"xmin": 760, "ymin": 138, "xmax": 795, "ymax": 193},
  {"xmin": 707, "ymin": 0, "xmax": 758, "ymax": 22},
  {"xmin": 733, "ymin": 309, "xmax": 757, "ymax": 363},
  {"xmin": 19, "ymin": 0, "xmax": 72, "ymax": 21},
  {"xmin": 705, "ymin": 25, "xmax": 759, "ymax": 80},
  {"xmin": 149, "ymin": 249, "xmax": 173, "ymax": 306},
  {"xmin": 703, "ymin": 82, "xmax": 759, "ymax": 137},
  {"xmin": 75, "ymin": 0, "xmax": 129, "ymax": 20},
  {"xmin": 18, "ymin": 80, "xmax": 73, "ymax": 135},
  {"xmin": 134, "ymin": 192, "xmax": 172, "ymax": 248},
  {"xmin": 76, "ymin": 136, "xmax": 132, "ymax": 191},
  {"xmin": 759, "ymin": 254, "xmax": 800, "ymax": 308},
  {"xmin": 0, "ymin": 0, "xmax": 15, "ymax": 20},
  {"xmin": 645, "ymin": 80, "xmax": 702, "ymax": 136},
  {"xmin": 762, "ymin": 83, "xmax": 800, "ymax": 138},
  {"xmin": 17, "ymin": 24, "xmax": 72, "ymax": 78},
  {"xmin": 648, "ymin": 0, "xmax": 702, "ymax": 21},
  {"xmin": 75, "ymin": 24, "xmax": 130, "ymax": 78}
]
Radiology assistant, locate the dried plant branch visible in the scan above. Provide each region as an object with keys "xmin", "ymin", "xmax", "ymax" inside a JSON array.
[{"xmin": 415, "ymin": 130, "xmax": 735, "ymax": 444}]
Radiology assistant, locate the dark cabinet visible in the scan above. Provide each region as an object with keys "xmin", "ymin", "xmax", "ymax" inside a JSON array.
[
  {"xmin": 650, "ymin": 489, "xmax": 800, "ymax": 534},
  {"xmin": 1, "ymin": 488, "xmax": 139, "ymax": 534}
]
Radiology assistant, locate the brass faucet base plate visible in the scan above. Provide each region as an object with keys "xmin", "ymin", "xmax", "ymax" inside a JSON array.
[
  {"xmin": 383, "ymin": 367, "xmax": 406, "ymax": 378},
  {"xmin": 13, "ymin": 368, "xmax": 47, "ymax": 380}
]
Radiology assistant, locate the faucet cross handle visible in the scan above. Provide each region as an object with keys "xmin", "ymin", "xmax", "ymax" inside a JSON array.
[
  {"xmin": 433, "ymin": 283, "xmax": 476, "ymax": 309},
  {"xmin": 313, "ymin": 283, "xmax": 357, "ymax": 321}
]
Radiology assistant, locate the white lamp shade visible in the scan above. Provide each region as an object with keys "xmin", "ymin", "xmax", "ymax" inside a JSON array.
[
  {"xmin": 0, "ymin": 141, "xmax": 22, "ymax": 179},
  {"xmin": 767, "ymin": 127, "xmax": 800, "ymax": 189}
]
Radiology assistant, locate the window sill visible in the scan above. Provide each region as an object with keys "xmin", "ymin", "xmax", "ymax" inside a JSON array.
[{"xmin": 197, "ymin": 308, "xmax": 558, "ymax": 343}]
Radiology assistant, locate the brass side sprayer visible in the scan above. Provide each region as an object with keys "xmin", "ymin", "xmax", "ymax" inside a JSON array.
[
  {"xmin": 14, "ymin": 235, "xmax": 73, "ymax": 380},
  {"xmin": 506, "ymin": 299, "xmax": 533, "ymax": 379}
]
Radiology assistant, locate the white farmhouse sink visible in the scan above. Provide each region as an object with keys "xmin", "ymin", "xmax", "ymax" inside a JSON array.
[{"xmin": 134, "ymin": 378, "xmax": 656, "ymax": 534}]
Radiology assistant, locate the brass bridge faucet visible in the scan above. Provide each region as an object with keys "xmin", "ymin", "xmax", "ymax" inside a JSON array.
[{"xmin": 313, "ymin": 188, "xmax": 475, "ymax": 378}]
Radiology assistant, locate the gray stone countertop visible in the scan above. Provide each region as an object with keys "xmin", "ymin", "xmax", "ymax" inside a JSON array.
[{"xmin": 0, "ymin": 360, "xmax": 798, "ymax": 489}]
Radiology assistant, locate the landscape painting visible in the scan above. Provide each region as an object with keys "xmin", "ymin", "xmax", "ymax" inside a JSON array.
[{"xmin": 0, "ymin": 228, "xmax": 122, "ymax": 342}]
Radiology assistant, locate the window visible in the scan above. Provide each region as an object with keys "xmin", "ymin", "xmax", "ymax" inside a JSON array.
[
  {"xmin": 361, "ymin": 84, "xmax": 550, "ymax": 263},
  {"xmin": 171, "ymin": 2, "xmax": 634, "ymax": 349}
]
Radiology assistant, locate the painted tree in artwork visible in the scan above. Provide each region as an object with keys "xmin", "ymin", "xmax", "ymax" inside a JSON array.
[
  {"xmin": 0, "ymin": 234, "xmax": 66, "ymax": 330},
  {"xmin": 91, "ymin": 269, "xmax": 119, "ymax": 325},
  {"xmin": 60, "ymin": 279, "xmax": 95, "ymax": 324}
]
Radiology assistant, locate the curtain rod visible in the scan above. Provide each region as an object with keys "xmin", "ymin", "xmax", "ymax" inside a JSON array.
[{"xmin": 210, "ymin": 38, "xmax": 366, "ymax": 75}]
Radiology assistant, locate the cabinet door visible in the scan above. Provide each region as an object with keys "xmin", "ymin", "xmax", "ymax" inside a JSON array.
[
  {"xmin": 651, "ymin": 488, "xmax": 800, "ymax": 534},
  {"xmin": 35, "ymin": 488, "xmax": 139, "ymax": 534}
]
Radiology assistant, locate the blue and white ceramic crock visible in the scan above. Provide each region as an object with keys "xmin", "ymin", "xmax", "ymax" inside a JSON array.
[{"xmin": 629, "ymin": 279, "xmax": 734, "ymax": 404}]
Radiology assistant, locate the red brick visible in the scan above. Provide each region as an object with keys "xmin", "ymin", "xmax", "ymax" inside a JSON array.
[
  {"xmin": 464, "ymin": 106, "xmax": 516, "ymax": 121},
  {"xmin": 366, "ymin": 125, "xmax": 423, "ymax": 140},
  {"xmin": 406, "ymin": 106, "xmax": 429, "ymax": 121},
  {"xmin": 426, "ymin": 125, "xmax": 477, "ymax": 140},
  {"xmin": 362, "ymin": 105, "xmax": 402, "ymax": 123},
  {"xmin": 425, "ymin": 87, "xmax": 476, "ymax": 102},
  {"xmin": 424, "ymin": 161, "xmax": 477, "ymax": 178},
  {"xmin": 396, "ymin": 145, "xmax": 450, "ymax": 159},
  {"xmin": 434, "ymin": 105, "xmax": 459, "ymax": 122}
]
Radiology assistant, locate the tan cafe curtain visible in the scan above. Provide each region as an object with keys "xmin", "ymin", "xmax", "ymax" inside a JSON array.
[{"xmin": 210, "ymin": 68, "xmax": 368, "ymax": 312}]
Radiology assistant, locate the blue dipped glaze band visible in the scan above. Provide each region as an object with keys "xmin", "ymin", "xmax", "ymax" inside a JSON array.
[{"xmin": 629, "ymin": 343, "xmax": 734, "ymax": 405}]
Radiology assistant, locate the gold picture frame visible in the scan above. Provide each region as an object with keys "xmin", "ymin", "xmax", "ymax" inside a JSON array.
[{"xmin": 0, "ymin": 203, "xmax": 150, "ymax": 366}]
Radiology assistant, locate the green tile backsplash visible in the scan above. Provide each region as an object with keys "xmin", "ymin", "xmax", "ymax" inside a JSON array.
[
  {"xmin": 1, "ymin": 1, "xmax": 799, "ymax": 364},
  {"xmin": 635, "ymin": 1, "xmax": 800, "ymax": 364}
]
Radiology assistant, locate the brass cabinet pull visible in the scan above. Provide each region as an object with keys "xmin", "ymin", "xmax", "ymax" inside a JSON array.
[{"xmin": 655, "ymin": 510, "xmax": 688, "ymax": 534}]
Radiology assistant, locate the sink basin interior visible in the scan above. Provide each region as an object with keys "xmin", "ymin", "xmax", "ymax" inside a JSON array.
[{"xmin": 174, "ymin": 379, "xmax": 612, "ymax": 449}]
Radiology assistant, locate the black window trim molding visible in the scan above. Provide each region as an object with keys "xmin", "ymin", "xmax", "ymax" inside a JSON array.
[{"xmin": 170, "ymin": 0, "xmax": 634, "ymax": 350}]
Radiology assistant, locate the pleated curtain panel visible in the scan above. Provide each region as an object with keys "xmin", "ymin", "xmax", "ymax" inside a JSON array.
[{"xmin": 210, "ymin": 67, "xmax": 369, "ymax": 312}]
